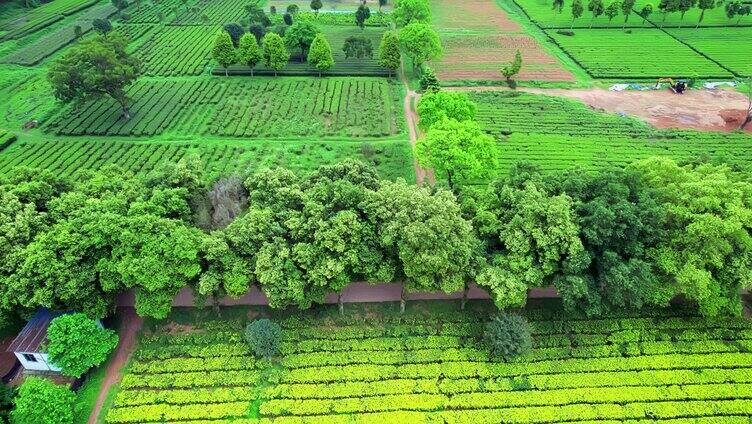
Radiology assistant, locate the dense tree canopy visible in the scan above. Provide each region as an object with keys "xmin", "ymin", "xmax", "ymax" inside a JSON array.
[
  {"xmin": 10, "ymin": 377, "xmax": 74, "ymax": 424},
  {"xmin": 393, "ymin": 0, "xmax": 431, "ymax": 26},
  {"xmin": 47, "ymin": 313, "xmax": 119, "ymax": 377},
  {"xmin": 398, "ymin": 22, "xmax": 442, "ymax": 69},
  {"xmin": 416, "ymin": 91, "xmax": 477, "ymax": 131}
]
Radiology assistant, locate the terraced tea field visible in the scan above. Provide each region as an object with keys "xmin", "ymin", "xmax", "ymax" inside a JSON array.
[
  {"xmin": 133, "ymin": 26, "xmax": 214, "ymax": 76},
  {"xmin": 0, "ymin": 138, "xmax": 415, "ymax": 181},
  {"xmin": 546, "ymin": 29, "xmax": 733, "ymax": 79},
  {"xmin": 104, "ymin": 303, "xmax": 752, "ymax": 423},
  {"xmin": 44, "ymin": 77, "xmax": 403, "ymax": 138},
  {"xmin": 667, "ymin": 28, "xmax": 752, "ymax": 77}
]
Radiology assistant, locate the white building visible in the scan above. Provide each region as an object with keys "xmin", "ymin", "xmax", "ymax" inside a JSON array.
[{"xmin": 7, "ymin": 309, "xmax": 69, "ymax": 372}]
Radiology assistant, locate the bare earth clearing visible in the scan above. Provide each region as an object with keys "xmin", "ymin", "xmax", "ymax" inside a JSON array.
[{"xmin": 448, "ymin": 86, "xmax": 752, "ymax": 132}]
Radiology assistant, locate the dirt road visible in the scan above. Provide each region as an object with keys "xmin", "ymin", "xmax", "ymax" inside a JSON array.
[
  {"xmin": 87, "ymin": 308, "xmax": 143, "ymax": 424},
  {"xmin": 447, "ymin": 86, "xmax": 751, "ymax": 133},
  {"xmin": 400, "ymin": 68, "xmax": 435, "ymax": 185}
]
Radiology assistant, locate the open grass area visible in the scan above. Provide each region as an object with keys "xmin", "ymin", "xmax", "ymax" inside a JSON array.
[{"xmin": 103, "ymin": 301, "xmax": 752, "ymax": 423}]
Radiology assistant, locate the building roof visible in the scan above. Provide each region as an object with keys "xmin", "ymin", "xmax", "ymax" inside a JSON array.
[{"xmin": 7, "ymin": 309, "xmax": 70, "ymax": 354}]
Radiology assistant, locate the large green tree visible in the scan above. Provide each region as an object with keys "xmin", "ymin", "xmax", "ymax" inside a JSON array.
[
  {"xmin": 11, "ymin": 377, "xmax": 74, "ymax": 424},
  {"xmin": 284, "ymin": 21, "xmax": 320, "ymax": 61},
  {"xmin": 398, "ymin": 21, "xmax": 442, "ymax": 69},
  {"xmin": 629, "ymin": 157, "xmax": 752, "ymax": 316},
  {"xmin": 48, "ymin": 32, "xmax": 140, "ymax": 119},
  {"xmin": 415, "ymin": 118, "xmax": 498, "ymax": 190},
  {"xmin": 46, "ymin": 313, "xmax": 119, "ymax": 377},
  {"xmin": 307, "ymin": 33, "xmax": 334, "ymax": 76},
  {"xmin": 212, "ymin": 31, "xmax": 237, "ymax": 76},
  {"xmin": 238, "ymin": 32, "xmax": 262, "ymax": 76},
  {"xmin": 377, "ymin": 30, "xmax": 401, "ymax": 77},
  {"xmin": 416, "ymin": 90, "xmax": 477, "ymax": 131},
  {"xmin": 262, "ymin": 32, "xmax": 290, "ymax": 75},
  {"xmin": 393, "ymin": 0, "xmax": 431, "ymax": 26}
]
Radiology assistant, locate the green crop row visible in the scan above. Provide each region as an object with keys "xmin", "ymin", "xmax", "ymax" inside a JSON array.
[
  {"xmin": 134, "ymin": 342, "xmax": 250, "ymax": 361},
  {"xmin": 113, "ymin": 386, "xmax": 257, "ymax": 407},
  {"xmin": 129, "ymin": 355, "xmax": 258, "ymax": 374},
  {"xmin": 106, "ymin": 401, "xmax": 249, "ymax": 423},
  {"xmin": 1, "ymin": 0, "xmax": 99, "ymax": 40},
  {"xmin": 120, "ymin": 369, "xmax": 261, "ymax": 389},
  {"xmin": 133, "ymin": 25, "xmax": 214, "ymax": 76}
]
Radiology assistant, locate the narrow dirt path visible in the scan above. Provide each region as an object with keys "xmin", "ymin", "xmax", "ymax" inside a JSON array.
[
  {"xmin": 87, "ymin": 307, "xmax": 144, "ymax": 424},
  {"xmin": 399, "ymin": 67, "xmax": 435, "ymax": 185},
  {"xmin": 446, "ymin": 85, "xmax": 752, "ymax": 133}
]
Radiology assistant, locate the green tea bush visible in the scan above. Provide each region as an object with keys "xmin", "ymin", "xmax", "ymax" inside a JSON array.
[
  {"xmin": 245, "ymin": 319, "xmax": 282, "ymax": 359},
  {"xmin": 483, "ymin": 314, "xmax": 533, "ymax": 361}
]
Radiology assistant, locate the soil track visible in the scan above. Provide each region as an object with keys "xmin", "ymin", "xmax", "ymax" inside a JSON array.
[
  {"xmin": 447, "ymin": 86, "xmax": 752, "ymax": 132},
  {"xmin": 400, "ymin": 68, "xmax": 435, "ymax": 185},
  {"xmin": 87, "ymin": 308, "xmax": 143, "ymax": 424}
]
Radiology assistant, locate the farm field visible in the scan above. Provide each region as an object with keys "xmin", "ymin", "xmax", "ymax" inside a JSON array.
[
  {"xmin": 545, "ymin": 29, "xmax": 733, "ymax": 79},
  {"xmin": 0, "ymin": 137, "xmax": 415, "ymax": 181},
  {"xmin": 667, "ymin": 28, "xmax": 752, "ymax": 77},
  {"xmin": 104, "ymin": 301, "xmax": 752, "ymax": 423},
  {"xmin": 43, "ymin": 77, "xmax": 404, "ymax": 138},
  {"xmin": 469, "ymin": 91, "xmax": 752, "ymax": 175},
  {"xmin": 429, "ymin": 0, "xmax": 575, "ymax": 82},
  {"xmin": 507, "ymin": 0, "xmax": 748, "ymax": 28}
]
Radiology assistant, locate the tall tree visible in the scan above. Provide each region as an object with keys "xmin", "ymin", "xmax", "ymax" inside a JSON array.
[
  {"xmin": 553, "ymin": 0, "xmax": 565, "ymax": 13},
  {"xmin": 416, "ymin": 90, "xmax": 477, "ymax": 131},
  {"xmin": 310, "ymin": 0, "xmax": 322, "ymax": 15},
  {"xmin": 48, "ymin": 33, "xmax": 140, "ymax": 120},
  {"xmin": 500, "ymin": 50, "xmax": 522, "ymax": 88},
  {"xmin": 398, "ymin": 21, "xmax": 442, "ymax": 69},
  {"xmin": 379, "ymin": 0, "xmax": 387, "ymax": 11},
  {"xmin": 307, "ymin": 33, "xmax": 334, "ymax": 76},
  {"xmin": 262, "ymin": 32, "xmax": 290, "ymax": 76},
  {"xmin": 621, "ymin": 0, "xmax": 635, "ymax": 26},
  {"xmin": 392, "ymin": 0, "xmax": 431, "ymax": 26},
  {"xmin": 238, "ymin": 32, "xmax": 262, "ymax": 76},
  {"xmin": 212, "ymin": 31, "xmax": 237, "ymax": 76},
  {"xmin": 630, "ymin": 157, "xmax": 752, "ymax": 317},
  {"xmin": 355, "ymin": 4, "xmax": 371, "ymax": 29},
  {"xmin": 588, "ymin": 0, "xmax": 605, "ymax": 26},
  {"xmin": 415, "ymin": 118, "xmax": 499, "ymax": 190},
  {"xmin": 605, "ymin": 1, "xmax": 621, "ymax": 22},
  {"xmin": 697, "ymin": 0, "xmax": 715, "ymax": 26},
  {"xmin": 677, "ymin": 0, "xmax": 697, "ymax": 24},
  {"xmin": 47, "ymin": 313, "xmax": 119, "ymax": 377},
  {"xmin": 286, "ymin": 3, "xmax": 300, "ymax": 14},
  {"xmin": 284, "ymin": 21, "xmax": 320, "ymax": 61},
  {"xmin": 10, "ymin": 378, "xmax": 74, "ymax": 424},
  {"xmin": 223, "ymin": 22, "xmax": 245, "ymax": 47},
  {"xmin": 638, "ymin": 3, "xmax": 653, "ymax": 23},
  {"xmin": 571, "ymin": 0, "xmax": 584, "ymax": 27},
  {"xmin": 377, "ymin": 30, "xmax": 401, "ymax": 77},
  {"xmin": 725, "ymin": 0, "xmax": 740, "ymax": 23}
]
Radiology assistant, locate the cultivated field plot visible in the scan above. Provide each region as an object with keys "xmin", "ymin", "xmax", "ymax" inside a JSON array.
[
  {"xmin": 133, "ymin": 25, "xmax": 214, "ymax": 76},
  {"xmin": 508, "ymin": 0, "xmax": 739, "ymax": 28},
  {"xmin": 0, "ymin": 138, "xmax": 415, "ymax": 181},
  {"xmin": 268, "ymin": 0, "xmax": 388, "ymax": 12},
  {"xmin": 430, "ymin": 0, "xmax": 574, "ymax": 82},
  {"xmin": 128, "ymin": 0, "xmax": 252, "ymax": 25},
  {"xmin": 546, "ymin": 29, "xmax": 732, "ymax": 78},
  {"xmin": 222, "ymin": 26, "xmax": 390, "ymax": 77},
  {"xmin": 0, "ymin": 2, "xmax": 117, "ymax": 66},
  {"xmin": 207, "ymin": 78, "xmax": 403, "ymax": 138},
  {"xmin": 104, "ymin": 303, "xmax": 752, "ymax": 422},
  {"xmin": 0, "ymin": 0, "xmax": 99, "ymax": 40},
  {"xmin": 667, "ymin": 28, "xmax": 752, "ymax": 77},
  {"xmin": 471, "ymin": 91, "xmax": 752, "ymax": 174}
]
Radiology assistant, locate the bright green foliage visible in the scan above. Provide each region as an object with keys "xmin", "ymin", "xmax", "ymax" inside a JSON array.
[
  {"xmin": 11, "ymin": 377, "xmax": 74, "ymax": 424},
  {"xmin": 212, "ymin": 31, "xmax": 237, "ymax": 76},
  {"xmin": 471, "ymin": 168, "xmax": 589, "ymax": 309},
  {"xmin": 500, "ymin": 50, "xmax": 522, "ymax": 87},
  {"xmin": 629, "ymin": 158, "xmax": 752, "ymax": 317},
  {"xmin": 48, "ymin": 32, "xmax": 140, "ymax": 119},
  {"xmin": 393, "ymin": 0, "xmax": 431, "ymax": 26},
  {"xmin": 307, "ymin": 33, "xmax": 335, "ymax": 75},
  {"xmin": 262, "ymin": 32, "xmax": 290, "ymax": 75},
  {"xmin": 245, "ymin": 319, "xmax": 282, "ymax": 359},
  {"xmin": 46, "ymin": 313, "xmax": 119, "ymax": 377},
  {"xmin": 398, "ymin": 21, "xmax": 442, "ymax": 69},
  {"xmin": 283, "ymin": 21, "xmax": 320, "ymax": 60},
  {"xmin": 416, "ymin": 119, "xmax": 498, "ymax": 190},
  {"xmin": 417, "ymin": 91, "xmax": 477, "ymax": 131},
  {"xmin": 484, "ymin": 313, "xmax": 533, "ymax": 360},
  {"xmin": 377, "ymin": 30, "xmax": 401, "ymax": 75},
  {"xmin": 237, "ymin": 32, "xmax": 262, "ymax": 75}
]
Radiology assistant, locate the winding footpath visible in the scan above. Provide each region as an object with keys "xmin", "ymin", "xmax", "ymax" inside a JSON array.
[{"xmin": 87, "ymin": 308, "xmax": 144, "ymax": 424}]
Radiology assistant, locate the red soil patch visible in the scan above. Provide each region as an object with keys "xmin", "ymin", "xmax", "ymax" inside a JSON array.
[{"xmin": 431, "ymin": 0, "xmax": 521, "ymax": 31}]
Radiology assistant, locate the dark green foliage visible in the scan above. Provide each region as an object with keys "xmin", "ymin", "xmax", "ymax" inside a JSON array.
[
  {"xmin": 92, "ymin": 18, "xmax": 112, "ymax": 34},
  {"xmin": 223, "ymin": 22, "xmax": 245, "ymax": 47},
  {"xmin": 283, "ymin": 12, "xmax": 293, "ymax": 25},
  {"xmin": 342, "ymin": 36, "xmax": 373, "ymax": 59},
  {"xmin": 419, "ymin": 66, "xmax": 440, "ymax": 92},
  {"xmin": 0, "ymin": 383, "xmax": 13, "ymax": 424},
  {"xmin": 47, "ymin": 313, "xmax": 119, "ymax": 377},
  {"xmin": 249, "ymin": 23, "xmax": 267, "ymax": 42},
  {"xmin": 483, "ymin": 313, "xmax": 532, "ymax": 361},
  {"xmin": 248, "ymin": 4, "xmax": 272, "ymax": 26},
  {"xmin": 245, "ymin": 318, "xmax": 282, "ymax": 359},
  {"xmin": 310, "ymin": 0, "xmax": 322, "ymax": 14},
  {"xmin": 10, "ymin": 377, "xmax": 74, "ymax": 424},
  {"xmin": 355, "ymin": 4, "xmax": 371, "ymax": 29},
  {"xmin": 284, "ymin": 21, "xmax": 320, "ymax": 60}
]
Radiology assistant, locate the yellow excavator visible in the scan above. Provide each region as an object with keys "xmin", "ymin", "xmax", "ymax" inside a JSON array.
[{"xmin": 655, "ymin": 78, "xmax": 687, "ymax": 94}]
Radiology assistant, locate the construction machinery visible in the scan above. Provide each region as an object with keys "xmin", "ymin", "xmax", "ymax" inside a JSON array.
[{"xmin": 655, "ymin": 78, "xmax": 687, "ymax": 94}]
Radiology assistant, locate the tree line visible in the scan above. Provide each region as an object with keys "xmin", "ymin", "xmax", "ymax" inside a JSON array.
[{"xmin": 0, "ymin": 152, "xmax": 750, "ymax": 327}]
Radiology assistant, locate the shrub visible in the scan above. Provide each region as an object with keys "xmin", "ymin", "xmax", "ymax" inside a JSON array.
[
  {"xmin": 245, "ymin": 319, "xmax": 282, "ymax": 359},
  {"xmin": 10, "ymin": 377, "xmax": 74, "ymax": 424},
  {"xmin": 556, "ymin": 29, "xmax": 575, "ymax": 36},
  {"xmin": 419, "ymin": 66, "xmax": 440, "ymax": 92},
  {"xmin": 483, "ymin": 313, "xmax": 532, "ymax": 361},
  {"xmin": 47, "ymin": 313, "xmax": 119, "ymax": 377}
]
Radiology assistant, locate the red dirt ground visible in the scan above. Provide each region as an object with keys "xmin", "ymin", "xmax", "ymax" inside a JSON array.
[{"xmin": 87, "ymin": 308, "xmax": 144, "ymax": 424}]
